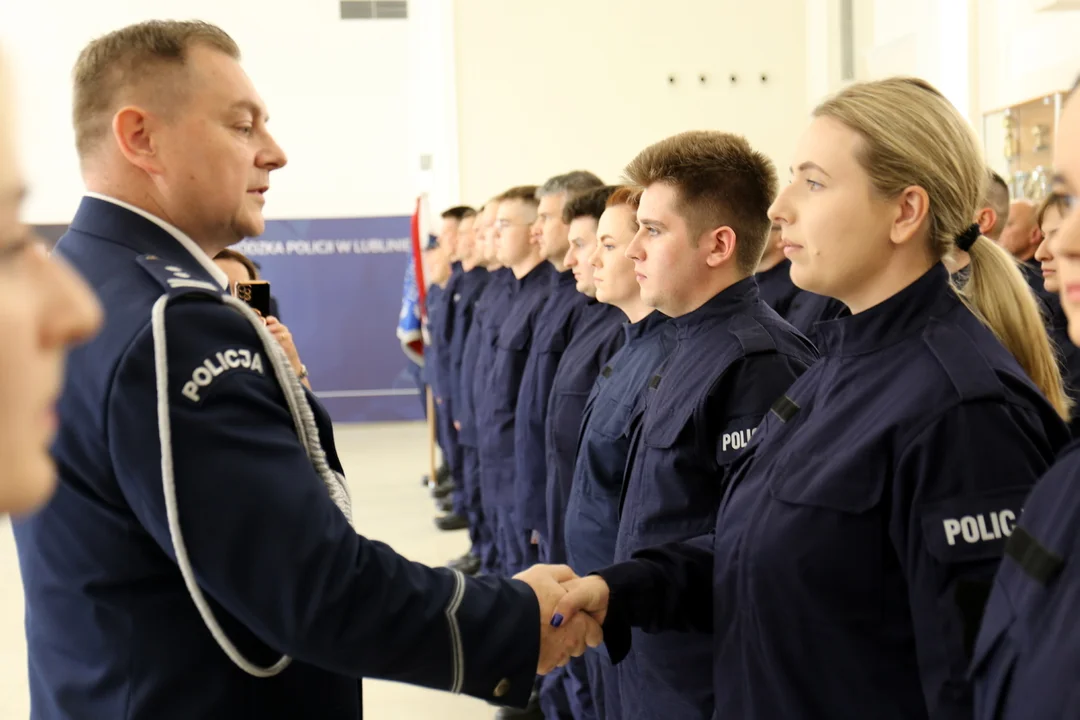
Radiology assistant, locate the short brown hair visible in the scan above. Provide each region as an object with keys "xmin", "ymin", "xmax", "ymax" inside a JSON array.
[
  {"xmin": 625, "ymin": 131, "xmax": 777, "ymax": 274},
  {"xmin": 214, "ymin": 248, "xmax": 259, "ymax": 281},
  {"xmin": 562, "ymin": 185, "xmax": 618, "ymax": 224},
  {"xmin": 497, "ymin": 185, "xmax": 540, "ymax": 206},
  {"xmin": 73, "ymin": 20, "xmax": 240, "ymax": 159},
  {"xmin": 1037, "ymin": 192, "xmax": 1071, "ymax": 228},
  {"xmin": 606, "ymin": 185, "xmax": 642, "ymax": 210}
]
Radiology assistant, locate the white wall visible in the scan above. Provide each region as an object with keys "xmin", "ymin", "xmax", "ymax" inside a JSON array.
[
  {"xmin": 0, "ymin": 0, "xmax": 415, "ymax": 224},
  {"xmin": 452, "ymin": 0, "xmax": 808, "ymax": 204},
  {"xmin": 859, "ymin": 0, "xmax": 977, "ymax": 120},
  {"xmin": 978, "ymin": 0, "xmax": 1080, "ymax": 114}
]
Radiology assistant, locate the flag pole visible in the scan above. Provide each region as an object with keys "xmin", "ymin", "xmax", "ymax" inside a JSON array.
[{"xmin": 411, "ymin": 194, "xmax": 438, "ymax": 488}]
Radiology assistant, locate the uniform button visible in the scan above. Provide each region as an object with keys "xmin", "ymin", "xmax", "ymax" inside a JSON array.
[{"xmin": 493, "ymin": 678, "xmax": 511, "ymax": 698}]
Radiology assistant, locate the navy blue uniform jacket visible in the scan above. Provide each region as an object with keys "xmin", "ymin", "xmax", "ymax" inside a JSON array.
[
  {"xmin": 564, "ymin": 311, "xmax": 673, "ymax": 577},
  {"xmin": 514, "ymin": 270, "xmax": 590, "ymax": 534},
  {"xmin": 754, "ymin": 259, "xmax": 801, "ymax": 318},
  {"xmin": 448, "ymin": 267, "xmax": 489, "ymax": 436},
  {"xmin": 477, "ymin": 262, "xmax": 552, "ymax": 509},
  {"xmin": 612, "ymin": 276, "xmax": 817, "ymax": 719},
  {"xmin": 598, "ymin": 264, "xmax": 1069, "ymax": 720},
  {"xmin": 542, "ymin": 301, "xmax": 626, "ymax": 563},
  {"xmin": 13, "ymin": 198, "xmax": 541, "ymax": 719},
  {"xmin": 457, "ymin": 268, "xmax": 511, "ymax": 449},
  {"xmin": 971, "ymin": 440, "xmax": 1080, "ymax": 719}
]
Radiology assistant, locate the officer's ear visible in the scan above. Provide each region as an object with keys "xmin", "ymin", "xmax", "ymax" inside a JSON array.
[
  {"xmin": 703, "ymin": 226, "xmax": 737, "ymax": 269},
  {"xmin": 112, "ymin": 106, "xmax": 164, "ymax": 176}
]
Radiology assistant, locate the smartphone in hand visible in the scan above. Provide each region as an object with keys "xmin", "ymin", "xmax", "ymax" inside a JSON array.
[{"xmin": 234, "ymin": 280, "xmax": 272, "ymax": 317}]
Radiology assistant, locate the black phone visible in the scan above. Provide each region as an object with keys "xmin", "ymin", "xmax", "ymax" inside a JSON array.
[{"xmin": 235, "ymin": 280, "xmax": 272, "ymax": 317}]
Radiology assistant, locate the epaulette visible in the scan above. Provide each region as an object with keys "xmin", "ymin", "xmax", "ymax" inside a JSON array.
[
  {"xmin": 923, "ymin": 318, "xmax": 1005, "ymax": 403},
  {"xmin": 135, "ymin": 254, "xmax": 226, "ymax": 299},
  {"xmin": 729, "ymin": 315, "xmax": 778, "ymax": 356}
]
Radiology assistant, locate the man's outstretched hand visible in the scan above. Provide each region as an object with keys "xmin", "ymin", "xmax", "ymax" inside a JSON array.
[{"xmin": 514, "ymin": 565, "xmax": 605, "ymax": 674}]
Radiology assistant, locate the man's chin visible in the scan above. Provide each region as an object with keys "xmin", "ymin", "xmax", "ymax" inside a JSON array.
[{"xmin": 236, "ymin": 216, "xmax": 266, "ymax": 240}]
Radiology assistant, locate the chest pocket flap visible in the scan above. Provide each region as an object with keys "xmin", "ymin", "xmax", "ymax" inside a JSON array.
[
  {"xmin": 642, "ymin": 376, "xmax": 702, "ymax": 449},
  {"xmin": 593, "ymin": 394, "xmax": 642, "ymax": 440},
  {"xmin": 643, "ymin": 321, "xmax": 774, "ymax": 450},
  {"xmin": 497, "ymin": 317, "xmax": 533, "ymax": 352},
  {"xmin": 538, "ymin": 325, "xmax": 569, "ymax": 354},
  {"xmin": 767, "ymin": 439, "xmax": 887, "ymax": 514}
]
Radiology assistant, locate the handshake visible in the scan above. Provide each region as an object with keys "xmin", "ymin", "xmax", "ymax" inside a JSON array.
[{"xmin": 513, "ymin": 564, "xmax": 612, "ymax": 675}]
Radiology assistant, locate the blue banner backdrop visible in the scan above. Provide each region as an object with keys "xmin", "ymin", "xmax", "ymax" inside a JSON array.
[
  {"xmin": 37, "ymin": 217, "xmax": 424, "ymax": 424},
  {"xmin": 235, "ymin": 217, "xmax": 423, "ymax": 424}
]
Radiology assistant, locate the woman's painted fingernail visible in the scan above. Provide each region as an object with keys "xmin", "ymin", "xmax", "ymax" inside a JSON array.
[{"xmin": 551, "ymin": 613, "xmax": 564, "ymax": 628}]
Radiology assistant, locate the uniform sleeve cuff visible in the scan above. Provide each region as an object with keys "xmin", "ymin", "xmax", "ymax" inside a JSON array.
[
  {"xmin": 592, "ymin": 561, "xmax": 654, "ymax": 664},
  {"xmin": 454, "ymin": 574, "xmax": 539, "ymax": 708}
]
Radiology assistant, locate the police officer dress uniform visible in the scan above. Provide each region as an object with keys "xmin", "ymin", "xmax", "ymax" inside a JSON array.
[
  {"xmin": 594, "ymin": 263, "xmax": 1069, "ymax": 720},
  {"xmin": 13, "ymin": 196, "xmax": 541, "ymax": 719},
  {"xmin": 611, "ymin": 276, "xmax": 818, "ymax": 719}
]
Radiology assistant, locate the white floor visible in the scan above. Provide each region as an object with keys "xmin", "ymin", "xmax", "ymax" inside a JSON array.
[{"xmin": 0, "ymin": 421, "xmax": 500, "ymax": 719}]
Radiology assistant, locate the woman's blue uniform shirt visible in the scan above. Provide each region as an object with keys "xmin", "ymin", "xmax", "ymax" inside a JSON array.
[{"xmin": 597, "ymin": 264, "xmax": 1069, "ymax": 720}]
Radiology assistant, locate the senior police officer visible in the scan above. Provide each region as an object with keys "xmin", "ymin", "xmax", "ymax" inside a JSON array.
[{"xmin": 12, "ymin": 21, "xmax": 600, "ymax": 720}]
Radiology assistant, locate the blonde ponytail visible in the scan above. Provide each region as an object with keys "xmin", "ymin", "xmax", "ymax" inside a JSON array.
[
  {"xmin": 815, "ymin": 77, "xmax": 1069, "ymax": 420},
  {"xmin": 957, "ymin": 236, "xmax": 1071, "ymax": 420}
]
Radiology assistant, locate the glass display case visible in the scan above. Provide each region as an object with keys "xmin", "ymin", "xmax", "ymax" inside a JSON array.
[{"xmin": 982, "ymin": 91, "xmax": 1066, "ymax": 202}]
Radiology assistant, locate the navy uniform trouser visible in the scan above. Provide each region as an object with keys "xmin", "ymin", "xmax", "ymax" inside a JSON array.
[{"xmin": 461, "ymin": 446, "xmax": 496, "ymax": 569}]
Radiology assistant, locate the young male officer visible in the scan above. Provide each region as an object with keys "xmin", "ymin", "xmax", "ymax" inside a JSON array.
[
  {"xmin": 429, "ymin": 205, "xmax": 476, "ymax": 530},
  {"xmin": 463, "ymin": 201, "xmax": 517, "ymax": 576},
  {"xmin": 476, "ymin": 185, "xmax": 552, "ymax": 578},
  {"xmin": 514, "ymin": 170, "xmax": 604, "ymax": 568},
  {"xmin": 14, "ymin": 21, "xmax": 596, "ymax": 719},
  {"xmin": 444, "ymin": 208, "xmax": 489, "ymax": 573},
  {"xmin": 611, "ymin": 131, "xmax": 819, "ymax": 718}
]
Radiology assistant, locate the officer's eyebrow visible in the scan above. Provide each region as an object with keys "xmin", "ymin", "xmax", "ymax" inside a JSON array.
[
  {"xmin": 791, "ymin": 161, "xmax": 832, "ymax": 178},
  {"xmin": 228, "ymin": 100, "xmax": 269, "ymax": 124}
]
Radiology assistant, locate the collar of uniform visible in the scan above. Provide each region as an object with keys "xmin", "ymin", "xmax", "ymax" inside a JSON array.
[
  {"xmin": 814, "ymin": 262, "xmax": 953, "ymax": 357},
  {"xmin": 670, "ymin": 275, "xmax": 759, "ymax": 338},
  {"xmin": 552, "ymin": 268, "xmax": 576, "ymax": 289},
  {"xmin": 463, "ymin": 265, "xmax": 489, "ymax": 287},
  {"xmin": 623, "ymin": 309, "xmax": 669, "ymax": 343},
  {"xmin": 80, "ymin": 193, "xmax": 229, "ymax": 289},
  {"xmin": 513, "ymin": 261, "xmax": 552, "ymax": 292}
]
